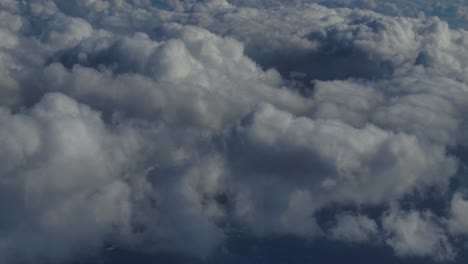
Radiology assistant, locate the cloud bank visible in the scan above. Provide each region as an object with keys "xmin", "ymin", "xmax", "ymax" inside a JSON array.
[{"xmin": 1, "ymin": 0, "xmax": 468, "ymax": 263}]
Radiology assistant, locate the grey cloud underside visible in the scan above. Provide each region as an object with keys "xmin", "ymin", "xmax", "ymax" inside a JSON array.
[{"xmin": 1, "ymin": 0, "xmax": 468, "ymax": 263}]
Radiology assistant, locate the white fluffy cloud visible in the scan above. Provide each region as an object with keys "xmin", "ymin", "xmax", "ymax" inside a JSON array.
[
  {"xmin": 0, "ymin": 0, "xmax": 468, "ymax": 262},
  {"xmin": 229, "ymin": 103, "xmax": 455, "ymax": 208},
  {"xmin": 0, "ymin": 93, "xmax": 137, "ymax": 262},
  {"xmin": 383, "ymin": 208, "xmax": 456, "ymax": 261},
  {"xmin": 448, "ymin": 192, "xmax": 468, "ymax": 236},
  {"xmin": 41, "ymin": 25, "xmax": 308, "ymax": 130}
]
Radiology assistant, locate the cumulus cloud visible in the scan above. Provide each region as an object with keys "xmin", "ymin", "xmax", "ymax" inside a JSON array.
[
  {"xmin": 42, "ymin": 25, "xmax": 307, "ymax": 130},
  {"xmin": 382, "ymin": 208, "xmax": 456, "ymax": 261},
  {"xmin": 229, "ymin": 0, "xmax": 468, "ymax": 29},
  {"xmin": 0, "ymin": 93, "xmax": 138, "ymax": 262},
  {"xmin": 448, "ymin": 192, "xmax": 468, "ymax": 236},
  {"xmin": 1, "ymin": 0, "xmax": 468, "ymax": 263},
  {"xmin": 228, "ymin": 103, "xmax": 455, "ymax": 208}
]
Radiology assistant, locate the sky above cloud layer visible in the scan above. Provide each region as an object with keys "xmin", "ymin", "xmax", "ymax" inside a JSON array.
[{"xmin": 1, "ymin": 0, "xmax": 468, "ymax": 263}]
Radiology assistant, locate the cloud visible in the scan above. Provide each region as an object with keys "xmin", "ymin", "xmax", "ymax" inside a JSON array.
[
  {"xmin": 382, "ymin": 208, "xmax": 456, "ymax": 261},
  {"xmin": 0, "ymin": 0, "xmax": 468, "ymax": 262},
  {"xmin": 41, "ymin": 24, "xmax": 308, "ymax": 130},
  {"xmin": 0, "ymin": 93, "xmax": 137, "ymax": 263},
  {"xmin": 228, "ymin": 0, "xmax": 468, "ymax": 29},
  {"xmin": 330, "ymin": 213, "xmax": 378, "ymax": 243},
  {"xmin": 448, "ymin": 192, "xmax": 468, "ymax": 236},
  {"xmin": 228, "ymin": 103, "xmax": 455, "ymax": 207},
  {"xmin": 0, "ymin": 91, "xmax": 227, "ymax": 262}
]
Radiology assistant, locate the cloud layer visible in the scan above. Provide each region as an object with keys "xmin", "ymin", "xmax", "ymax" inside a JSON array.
[{"xmin": 1, "ymin": 0, "xmax": 468, "ymax": 263}]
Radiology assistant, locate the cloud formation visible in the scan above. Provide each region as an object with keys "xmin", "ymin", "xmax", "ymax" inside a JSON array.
[
  {"xmin": 382, "ymin": 207, "xmax": 456, "ymax": 261},
  {"xmin": 1, "ymin": 0, "xmax": 468, "ymax": 263},
  {"xmin": 229, "ymin": 0, "xmax": 468, "ymax": 29}
]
